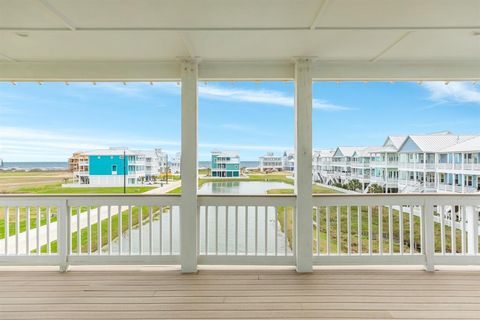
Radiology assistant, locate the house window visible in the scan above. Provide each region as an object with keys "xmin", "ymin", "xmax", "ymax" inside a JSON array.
[{"xmin": 112, "ymin": 165, "xmax": 117, "ymax": 173}]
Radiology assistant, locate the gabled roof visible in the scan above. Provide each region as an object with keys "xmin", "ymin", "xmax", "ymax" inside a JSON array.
[
  {"xmin": 441, "ymin": 136, "xmax": 480, "ymax": 152},
  {"xmin": 383, "ymin": 136, "xmax": 407, "ymax": 149},
  {"xmin": 398, "ymin": 134, "xmax": 475, "ymax": 153},
  {"xmin": 313, "ymin": 149, "xmax": 335, "ymax": 158},
  {"xmin": 334, "ymin": 146, "xmax": 366, "ymax": 158}
]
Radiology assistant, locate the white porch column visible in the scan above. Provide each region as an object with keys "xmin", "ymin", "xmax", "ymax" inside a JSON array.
[
  {"xmin": 180, "ymin": 59, "xmax": 199, "ymax": 273},
  {"xmin": 294, "ymin": 58, "xmax": 313, "ymax": 273}
]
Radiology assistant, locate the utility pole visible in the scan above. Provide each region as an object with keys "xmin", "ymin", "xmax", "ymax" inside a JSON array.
[{"xmin": 123, "ymin": 149, "xmax": 126, "ymax": 194}]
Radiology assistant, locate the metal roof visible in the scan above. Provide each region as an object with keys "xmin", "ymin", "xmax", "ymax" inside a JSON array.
[
  {"xmin": 384, "ymin": 136, "xmax": 407, "ymax": 149},
  {"xmin": 334, "ymin": 146, "xmax": 366, "ymax": 158},
  {"xmin": 440, "ymin": 136, "xmax": 480, "ymax": 152},
  {"xmin": 399, "ymin": 134, "xmax": 476, "ymax": 153}
]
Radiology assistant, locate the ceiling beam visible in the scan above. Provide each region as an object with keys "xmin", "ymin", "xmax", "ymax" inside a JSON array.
[
  {"xmin": 39, "ymin": 0, "xmax": 77, "ymax": 31},
  {"xmin": 1, "ymin": 60, "xmax": 480, "ymax": 81},
  {"xmin": 1, "ymin": 26, "xmax": 480, "ymax": 32},
  {"xmin": 310, "ymin": 0, "xmax": 331, "ymax": 30},
  {"xmin": 370, "ymin": 31, "xmax": 412, "ymax": 62}
]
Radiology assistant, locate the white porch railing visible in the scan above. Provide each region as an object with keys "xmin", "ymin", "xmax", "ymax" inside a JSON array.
[
  {"xmin": 1, "ymin": 194, "xmax": 479, "ymax": 271},
  {"xmin": 197, "ymin": 195, "xmax": 295, "ymax": 265}
]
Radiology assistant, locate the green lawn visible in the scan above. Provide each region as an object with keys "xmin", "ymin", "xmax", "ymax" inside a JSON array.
[
  {"xmin": 39, "ymin": 206, "xmax": 167, "ymax": 254},
  {"xmin": 272, "ymin": 204, "xmax": 463, "ymax": 254},
  {"xmin": 1, "ymin": 183, "xmax": 154, "ymax": 240}
]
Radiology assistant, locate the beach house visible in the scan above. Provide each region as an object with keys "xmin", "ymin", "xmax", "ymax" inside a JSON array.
[
  {"xmin": 259, "ymin": 152, "xmax": 283, "ymax": 172},
  {"xmin": 211, "ymin": 151, "xmax": 240, "ymax": 177}
]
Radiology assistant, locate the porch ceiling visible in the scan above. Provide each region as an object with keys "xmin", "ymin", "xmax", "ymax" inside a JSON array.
[{"xmin": 1, "ymin": 0, "xmax": 480, "ymax": 80}]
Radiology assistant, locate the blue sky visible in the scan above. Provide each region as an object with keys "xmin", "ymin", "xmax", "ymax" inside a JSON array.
[{"xmin": 0, "ymin": 81, "xmax": 479, "ymax": 161}]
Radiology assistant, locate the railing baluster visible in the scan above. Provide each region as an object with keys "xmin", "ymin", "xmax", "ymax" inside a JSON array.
[
  {"xmin": 26, "ymin": 207, "xmax": 30, "ymax": 255},
  {"xmin": 409, "ymin": 205, "xmax": 414, "ymax": 254},
  {"xmin": 169, "ymin": 206, "xmax": 173, "ymax": 255},
  {"xmin": 46, "ymin": 207, "xmax": 51, "ymax": 255},
  {"xmin": 274, "ymin": 207, "xmax": 278, "ymax": 256},
  {"xmin": 225, "ymin": 206, "xmax": 229, "ymax": 255},
  {"xmin": 461, "ymin": 206, "xmax": 466, "ymax": 255},
  {"xmin": 284, "ymin": 206, "xmax": 288, "ymax": 256},
  {"xmin": 388, "ymin": 206, "xmax": 393, "ymax": 254},
  {"xmin": 118, "ymin": 205, "xmax": 122, "ymax": 255},
  {"xmin": 357, "ymin": 206, "xmax": 361, "ymax": 255},
  {"xmin": 159, "ymin": 205, "xmax": 163, "ymax": 255},
  {"xmin": 451, "ymin": 204, "xmax": 456, "ymax": 255},
  {"xmin": 336, "ymin": 206, "xmax": 341, "ymax": 255},
  {"xmin": 367, "ymin": 206, "xmax": 372, "ymax": 255},
  {"xmin": 316, "ymin": 206, "xmax": 320, "ymax": 256},
  {"xmin": 139, "ymin": 206, "xmax": 143, "ymax": 255},
  {"xmin": 36, "ymin": 207, "xmax": 40, "ymax": 255},
  {"xmin": 326, "ymin": 206, "xmax": 330, "ymax": 255},
  {"xmin": 15, "ymin": 207, "xmax": 20, "ymax": 255},
  {"xmin": 87, "ymin": 207, "xmax": 91, "ymax": 255},
  {"xmin": 347, "ymin": 206, "xmax": 351, "ymax": 255},
  {"xmin": 378, "ymin": 205, "xmax": 383, "ymax": 255},
  {"xmin": 205, "ymin": 206, "xmax": 208, "ymax": 255},
  {"xmin": 245, "ymin": 206, "xmax": 248, "ymax": 255},
  {"xmin": 255, "ymin": 206, "xmax": 258, "ymax": 256},
  {"xmin": 149, "ymin": 207, "xmax": 153, "ymax": 255},
  {"xmin": 399, "ymin": 205, "xmax": 404, "ymax": 255},
  {"xmin": 4, "ymin": 206, "xmax": 8, "ymax": 255},
  {"xmin": 440, "ymin": 205, "xmax": 445, "ymax": 254},
  {"xmin": 235, "ymin": 206, "xmax": 238, "ymax": 255},
  {"xmin": 264, "ymin": 206, "xmax": 268, "ymax": 256},
  {"xmin": 215, "ymin": 206, "xmax": 218, "ymax": 255},
  {"xmin": 419, "ymin": 205, "xmax": 424, "ymax": 254},
  {"xmin": 107, "ymin": 206, "xmax": 112, "ymax": 255},
  {"xmin": 128, "ymin": 206, "xmax": 132, "ymax": 255},
  {"xmin": 77, "ymin": 207, "xmax": 81, "ymax": 255},
  {"xmin": 97, "ymin": 206, "xmax": 101, "ymax": 255}
]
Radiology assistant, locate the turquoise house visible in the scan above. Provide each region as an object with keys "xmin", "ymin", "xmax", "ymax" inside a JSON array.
[
  {"xmin": 211, "ymin": 151, "xmax": 240, "ymax": 178},
  {"xmin": 86, "ymin": 149, "xmax": 146, "ymax": 186}
]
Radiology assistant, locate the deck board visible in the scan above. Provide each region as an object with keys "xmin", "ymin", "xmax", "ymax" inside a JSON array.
[{"xmin": 0, "ymin": 267, "xmax": 480, "ymax": 319}]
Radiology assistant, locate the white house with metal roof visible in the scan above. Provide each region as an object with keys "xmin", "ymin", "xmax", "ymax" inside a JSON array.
[
  {"xmin": 397, "ymin": 133, "xmax": 475, "ymax": 193},
  {"xmin": 331, "ymin": 146, "xmax": 367, "ymax": 184},
  {"xmin": 312, "ymin": 149, "xmax": 335, "ymax": 184},
  {"xmin": 436, "ymin": 136, "xmax": 480, "ymax": 193}
]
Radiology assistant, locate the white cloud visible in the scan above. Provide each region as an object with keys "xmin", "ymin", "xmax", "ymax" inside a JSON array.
[
  {"xmin": 423, "ymin": 81, "xmax": 480, "ymax": 104},
  {"xmin": 0, "ymin": 125, "xmax": 290, "ymax": 161},
  {"xmin": 198, "ymin": 84, "xmax": 348, "ymax": 111}
]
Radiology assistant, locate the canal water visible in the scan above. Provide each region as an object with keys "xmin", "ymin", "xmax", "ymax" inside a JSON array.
[{"xmin": 108, "ymin": 181, "xmax": 294, "ymax": 255}]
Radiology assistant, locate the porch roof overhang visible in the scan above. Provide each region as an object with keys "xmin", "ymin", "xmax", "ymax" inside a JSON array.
[{"xmin": 1, "ymin": 0, "xmax": 480, "ymax": 81}]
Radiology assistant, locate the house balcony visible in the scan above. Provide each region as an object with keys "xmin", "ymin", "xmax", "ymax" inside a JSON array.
[
  {"xmin": 398, "ymin": 162, "xmax": 436, "ymax": 170},
  {"xmin": 370, "ymin": 160, "xmax": 399, "ymax": 168},
  {"xmin": 350, "ymin": 162, "xmax": 369, "ymax": 169},
  {"xmin": 462, "ymin": 163, "xmax": 480, "ymax": 171}
]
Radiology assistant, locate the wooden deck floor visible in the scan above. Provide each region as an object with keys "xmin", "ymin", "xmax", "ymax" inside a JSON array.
[{"xmin": 1, "ymin": 266, "xmax": 480, "ymax": 319}]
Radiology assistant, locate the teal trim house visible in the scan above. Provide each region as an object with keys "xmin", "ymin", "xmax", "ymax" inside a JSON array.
[
  {"xmin": 211, "ymin": 151, "xmax": 240, "ymax": 178},
  {"xmin": 86, "ymin": 148, "xmax": 146, "ymax": 186}
]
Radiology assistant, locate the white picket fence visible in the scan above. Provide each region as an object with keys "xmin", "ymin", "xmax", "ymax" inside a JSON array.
[{"xmin": 0, "ymin": 194, "xmax": 479, "ymax": 271}]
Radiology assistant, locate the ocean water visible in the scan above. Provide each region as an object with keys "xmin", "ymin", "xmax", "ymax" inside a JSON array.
[
  {"xmin": 1, "ymin": 161, "xmax": 259, "ymax": 170},
  {"xmin": 1, "ymin": 162, "xmax": 68, "ymax": 170}
]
